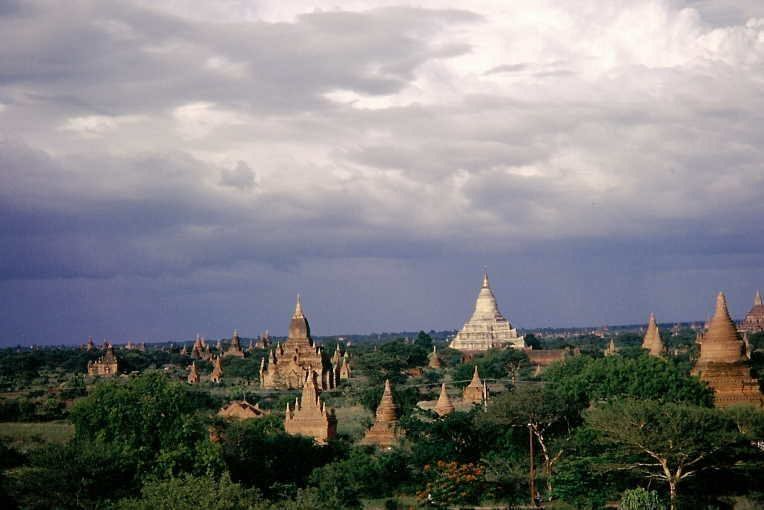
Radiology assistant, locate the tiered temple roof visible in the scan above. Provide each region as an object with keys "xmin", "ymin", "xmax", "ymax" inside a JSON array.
[
  {"xmin": 740, "ymin": 290, "xmax": 764, "ymax": 334},
  {"xmin": 86, "ymin": 337, "xmax": 95, "ymax": 351},
  {"xmin": 284, "ymin": 370, "xmax": 337, "ymax": 444},
  {"xmin": 427, "ymin": 346, "xmax": 442, "ymax": 369},
  {"xmin": 339, "ymin": 352, "xmax": 352, "ymax": 381},
  {"xmin": 260, "ymin": 296, "xmax": 333, "ymax": 390},
  {"xmin": 434, "ymin": 383, "xmax": 455, "ymax": 416},
  {"xmin": 604, "ymin": 338, "xmax": 618, "ymax": 357},
  {"xmin": 450, "ymin": 270, "xmax": 524, "ymax": 352},
  {"xmin": 218, "ymin": 400, "xmax": 269, "ymax": 420},
  {"xmin": 87, "ymin": 345, "xmax": 118, "ymax": 376},
  {"xmin": 224, "ymin": 330, "xmax": 245, "ymax": 358},
  {"xmin": 463, "ymin": 366, "xmax": 486, "ymax": 405},
  {"xmin": 692, "ymin": 292, "xmax": 762, "ymax": 408},
  {"xmin": 642, "ymin": 313, "xmax": 665, "ymax": 357},
  {"xmin": 361, "ymin": 379, "xmax": 404, "ymax": 447}
]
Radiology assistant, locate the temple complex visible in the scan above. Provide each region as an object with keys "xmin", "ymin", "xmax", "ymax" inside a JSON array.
[
  {"xmin": 256, "ymin": 330, "xmax": 271, "ymax": 349},
  {"xmin": 740, "ymin": 290, "xmax": 764, "ymax": 334},
  {"xmin": 692, "ymin": 293, "xmax": 763, "ymax": 408},
  {"xmin": 361, "ymin": 379, "xmax": 404, "ymax": 448},
  {"xmin": 603, "ymin": 339, "xmax": 618, "ymax": 357},
  {"xmin": 224, "ymin": 330, "xmax": 245, "ymax": 358},
  {"xmin": 284, "ymin": 370, "xmax": 337, "ymax": 444},
  {"xmin": 450, "ymin": 270, "xmax": 524, "ymax": 352},
  {"xmin": 210, "ymin": 356, "xmax": 223, "ymax": 383},
  {"xmin": 191, "ymin": 335, "xmax": 212, "ymax": 360},
  {"xmin": 434, "ymin": 383, "xmax": 455, "ymax": 416},
  {"xmin": 463, "ymin": 366, "xmax": 486, "ymax": 405},
  {"xmin": 642, "ymin": 313, "xmax": 665, "ymax": 357},
  {"xmin": 427, "ymin": 346, "xmax": 442, "ymax": 369},
  {"xmin": 218, "ymin": 400, "xmax": 269, "ymax": 420},
  {"xmin": 260, "ymin": 296, "xmax": 333, "ymax": 390},
  {"xmin": 87, "ymin": 345, "xmax": 119, "ymax": 376},
  {"xmin": 187, "ymin": 362, "xmax": 200, "ymax": 384}
]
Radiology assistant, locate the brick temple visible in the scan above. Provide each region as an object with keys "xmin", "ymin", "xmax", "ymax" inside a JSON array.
[
  {"xmin": 642, "ymin": 313, "xmax": 665, "ymax": 357},
  {"xmin": 740, "ymin": 290, "xmax": 764, "ymax": 334},
  {"xmin": 260, "ymin": 295, "xmax": 334, "ymax": 390},
  {"xmin": 361, "ymin": 379, "xmax": 404, "ymax": 448},
  {"xmin": 284, "ymin": 370, "xmax": 337, "ymax": 444},
  {"xmin": 692, "ymin": 292, "xmax": 763, "ymax": 408}
]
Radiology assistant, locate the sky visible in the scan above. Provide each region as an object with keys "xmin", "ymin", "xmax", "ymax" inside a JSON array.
[{"xmin": 1, "ymin": 0, "xmax": 763, "ymax": 345}]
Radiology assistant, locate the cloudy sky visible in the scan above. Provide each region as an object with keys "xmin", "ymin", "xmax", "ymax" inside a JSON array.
[{"xmin": 1, "ymin": 0, "xmax": 763, "ymax": 345}]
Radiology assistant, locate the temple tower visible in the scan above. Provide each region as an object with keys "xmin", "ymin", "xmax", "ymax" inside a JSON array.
[
  {"xmin": 260, "ymin": 295, "xmax": 333, "ymax": 390},
  {"xmin": 463, "ymin": 365, "xmax": 486, "ymax": 404},
  {"xmin": 284, "ymin": 370, "xmax": 337, "ymax": 444},
  {"xmin": 642, "ymin": 313, "xmax": 665, "ymax": 357},
  {"xmin": 434, "ymin": 383, "xmax": 455, "ymax": 416},
  {"xmin": 187, "ymin": 362, "xmax": 200, "ymax": 384},
  {"xmin": 692, "ymin": 292, "xmax": 762, "ymax": 407},
  {"xmin": 450, "ymin": 270, "xmax": 524, "ymax": 352},
  {"xmin": 87, "ymin": 345, "xmax": 119, "ymax": 376},
  {"xmin": 361, "ymin": 379, "xmax": 404, "ymax": 447},
  {"xmin": 210, "ymin": 356, "xmax": 223, "ymax": 383},
  {"xmin": 740, "ymin": 290, "xmax": 764, "ymax": 334},
  {"xmin": 427, "ymin": 346, "xmax": 442, "ymax": 369},
  {"xmin": 225, "ymin": 329, "xmax": 245, "ymax": 358}
]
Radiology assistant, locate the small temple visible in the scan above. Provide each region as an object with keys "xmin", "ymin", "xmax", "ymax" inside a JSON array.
[
  {"xmin": 427, "ymin": 346, "xmax": 442, "ymax": 369},
  {"xmin": 87, "ymin": 345, "xmax": 119, "ymax": 376},
  {"xmin": 740, "ymin": 290, "xmax": 764, "ymax": 334},
  {"xmin": 260, "ymin": 296, "xmax": 334, "ymax": 390},
  {"xmin": 224, "ymin": 330, "xmax": 245, "ymax": 358},
  {"xmin": 463, "ymin": 366, "xmax": 486, "ymax": 405},
  {"xmin": 191, "ymin": 335, "xmax": 212, "ymax": 360},
  {"xmin": 642, "ymin": 313, "xmax": 665, "ymax": 357},
  {"xmin": 434, "ymin": 383, "xmax": 455, "ymax": 416},
  {"xmin": 86, "ymin": 337, "xmax": 95, "ymax": 351},
  {"xmin": 218, "ymin": 400, "xmax": 269, "ymax": 420},
  {"xmin": 255, "ymin": 330, "xmax": 271, "ymax": 349},
  {"xmin": 692, "ymin": 292, "xmax": 762, "ymax": 408},
  {"xmin": 284, "ymin": 370, "xmax": 337, "ymax": 444},
  {"xmin": 450, "ymin": 270, "xmax": 524, "ymax": 352},
  {"xmin": 210, "ymin": 356, "xmax": 223, "ymax": 383},
  {"xmin": 361, "ymin": 379, "xmax": 404, "ymax": 448},
  {"xmin": 603, "ymin": 338, "xmax": 618, "ymax": 357},
  {"xmin": 338, "ymin": 352, "xmax": 352, "ymax": 381},
  {"xmin": 187, "ymin": 362, "xmax": 200, "ymax": 384}
]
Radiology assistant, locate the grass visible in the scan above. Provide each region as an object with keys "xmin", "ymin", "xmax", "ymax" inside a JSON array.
[{"xmin": 0, "ymin": 420, "xmax": 74, "ymax": 449}]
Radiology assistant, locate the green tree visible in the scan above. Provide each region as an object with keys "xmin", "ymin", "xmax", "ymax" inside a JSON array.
[
  {"xmin": 544, "ymin": 354, "xmax": 713, "ymax": 412},
  {"xmin": 481, "ymin": 384, "xmax": 576, "ymax": 497},
  {"xmin": 585, "ymin": 399, "xmax": 745, "ymax": 510},
  {"xmin": 114, "ymin": 473, "xmax": 265, "ymax": 510},
  {"xmin": 618, "ymin": 488, "xmax": 665, "ymax": 510}
]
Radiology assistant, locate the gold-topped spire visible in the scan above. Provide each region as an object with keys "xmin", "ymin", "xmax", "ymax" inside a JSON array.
[
  {"xmin": 294, "ymin": 294, "xmax": 304, "ymax": 318},
  {"xmin": 482, "ymin": 267, "xmax": 490, "ymax": 288},
  {"xmin": 755, "ymin": 290, "xmax": 762, "ymax": 307}
]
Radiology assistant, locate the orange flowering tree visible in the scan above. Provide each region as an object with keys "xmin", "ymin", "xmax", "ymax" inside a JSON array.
[{"xmin": 416, "ymin": 460, "xmax": 487, "ymax": 507}]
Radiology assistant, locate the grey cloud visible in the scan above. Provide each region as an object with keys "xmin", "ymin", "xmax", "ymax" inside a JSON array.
[{"xmin": 220, "ymin": 161, "xmax": 256, "ymax": 190}]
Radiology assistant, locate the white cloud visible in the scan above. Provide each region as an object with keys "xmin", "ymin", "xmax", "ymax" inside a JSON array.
[
  {"xmin": 172, "ymin": 102, "xmax": 247, "ymax": 140},
  {"xmin": 59, "ymin": 115, "xmax": 146, "ymax": 137}
]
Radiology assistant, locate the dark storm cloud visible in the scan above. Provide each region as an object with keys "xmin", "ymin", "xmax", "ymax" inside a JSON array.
[{"xmin": 1, "ymin": 0, "xmax": 764, "ymax": 344}]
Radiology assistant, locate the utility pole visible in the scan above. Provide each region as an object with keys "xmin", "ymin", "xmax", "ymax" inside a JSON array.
[{"xmin": 529, "ymin": 423, "xmax": 536, "ymax": 506}]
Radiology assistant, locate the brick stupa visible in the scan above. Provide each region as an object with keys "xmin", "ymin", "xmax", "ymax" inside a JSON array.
[
  {"xmin": 284, "ymin": 370, "xmax": 337, "ymax": 444},
  {"xmin": 187, "ymin": 362, "xmax": 200, "ymax": 384},
  {"xmin": 692, "ymin": 292, "xmax": 763, "ymax": 408},
  {"xmin": 218, "ymin": 400, "xmax": 269, "ymax": 420},
  {"xmin": 361, "ymin": 379, "xmax": 404, "ymax": 447},
  {"xmin": 463, "ymin": 366, "xmax": 486, "ymax": 405},
  {"xmin": 740, "ymin": 290, "xmax": 764, "ymax": 334},
  {"xmin": 427, "ymin": 346, "xmax": 442, "ymax": 369},
  {"xmin": 260, "ymin": 295, "xmax": 334, "ymax": 390},
  {"xmin": 434, "ymin": 383, "xmax": 455, "ymax": 416},
  {"xmin": 450, "ymin": 270, "xmax": 524, "ymax": 352},
  {"xmin": 642, "ymin": 313, "xmax": 665, "ymax": 357},
  {"xmin": 210, "ymin": 356, "xmax": 223, "ymax": 383}
]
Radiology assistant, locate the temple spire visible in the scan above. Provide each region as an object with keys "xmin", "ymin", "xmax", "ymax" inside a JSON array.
[
  {"xmin": 294, "ymin": 294, "xmax": 304, "ymax": 318},
  {"xmin": 482, "ymin": 267, "xmax": 490, "ymax": 288},
  {"xmin": 435, "ymin": 383, "xmax": 455, "ymax": 416},
  {"xmin": 755, "ymin": 290, "xmax": 763, "ymax": 307},
  {"xmin": 642, "ymin": 312, "xmax": 664, "ymax": 357}
]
